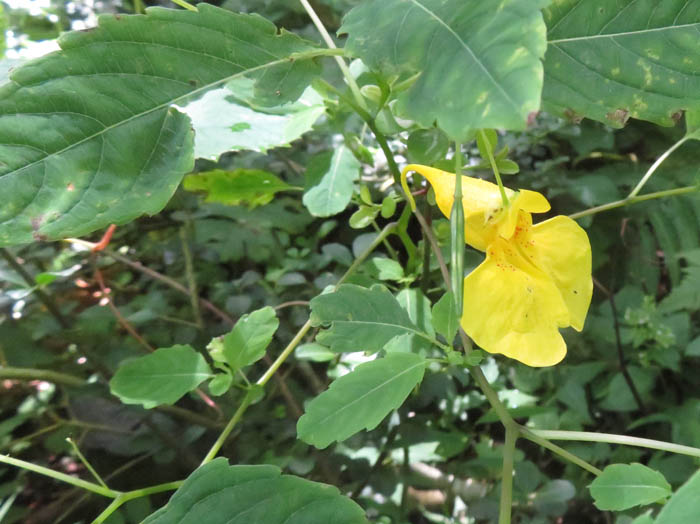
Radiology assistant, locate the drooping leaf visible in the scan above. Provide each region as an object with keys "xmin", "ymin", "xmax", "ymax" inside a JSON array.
[
  {"xmin": 589, "ymin": 463, "xmax": 672, "ymax": 511},
  {"xmin": 183, "ymin": 169, "xmax": 295, "ymax": 207},
  {"xmin": 297, "ymin": 352, "xmax": 427, "ymax": 448},
  {"xmin": 310, "ymin": 284, "xmax": 431, "ymax": 353},
  {"xmin": 340, "ymin": 0, "xmax": 548, "ymax": 140},
  {"xmin": 303, "ymin": 146, "xmax": 361, "ymax": 217},
  {"xmin": 656, "ymin": 469, "xmax": 700, "ymax": 524},
  {"xmin": 110, "ymin": 345, "xmax": 212, "ymax": 409},
  {"xmin": 142, "ymin": 458, "xmax": 368, "ymax": 524},
  {"xmin": 0, "ymin": 4, "xmax": 320, "ymax": 246},
  {"xmin": 208, "ymin": 306, "xmax": 278, "ymax": 372},
  {"xmin": 543, "ymin": 1, "xmax": 700, "ymax": 127},
  {"xmin": 180, "ymin": 84, "xmax": 325, "ymax": 160},
  {"xmin": 432, "ymin": 291, "xmax": 459, "ymax": 343}
]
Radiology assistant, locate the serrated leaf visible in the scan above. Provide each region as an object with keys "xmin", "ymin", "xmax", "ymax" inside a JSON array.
[
  {"xmin": 310, "ymin": 284, "xmax": 430, "ymax": 353},
  {"xmin": 0, "ymin": 5, "xmax": 320, "ymax": 246},
  {"xmin": 180, "ymin": 85, "xmax": 325, "ymax": 160},
  {"xmin": 110, "ymin": 345, "xmax": 212, "ymax": 409},
  {"xmin": 656, "ymin": 469, "xmax": 700, "ymax": 524},
  {"xmin": 340, "ymin": 0, "xmax": 548, "ymax": 140},
  {"xmin": 183, "ymin": 169, "xmax": 294, "ymax": 208},
  {"xmin": 303, "ymin": 146, "xmax": 361, "ymax": 217},
  {"xmin": 209, "ymin": 306, "xmax": 278, "ymax": 372},
  {"xmin": 142, "ymin": 458, "xmax": 368, "ymax": 524},
  {"xmin": 589, "ymin": 463, "xmax": 672, "ymax": 511},
  {"xmin": 543, "ymin": 1, "xmax": 700, "ymax": 127},
  {"xmin": 297, "ymin": 352, "xmax": 426, "ymax": 448},
  {"xmin": 432, "ymin": 291, "xmax": 458, "ymax": 342}
]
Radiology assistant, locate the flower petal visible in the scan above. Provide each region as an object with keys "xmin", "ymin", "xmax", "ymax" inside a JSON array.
[
  {"xmin": 529, "ymin": 216, "xmax": 593, "ymax": 331},
  {"xmin": 462, "ymin": 237, "xmax": 570, "ymax": 367},
  {"xmin": 403, "ymin": 164, "xmax": 550, "ymax": 251}
]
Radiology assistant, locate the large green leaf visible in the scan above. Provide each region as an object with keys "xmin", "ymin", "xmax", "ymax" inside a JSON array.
[
  {"xmin": 297, "ymin": 352, "xmax": 427, "ymax": 448},
  {"xmin": 310, "ymin": 284, "xmax": 431, "ymax": 353},
  {"xmin": 656, "ymin": 469, "xmax": 700, "ymax": 524},
  {"xmin": 543, "ymin": 0, "xmax": 700, "ymax": 126},
  {"xmin": 181, "ymin": 83, "xmax": 325, "ymax": 160},
  {"xmin": 110, "ymin": 345, "xmax": 213, "ymax": 409},
  {"xmin": 589, "ymin": 463, "xmax": 672, "ymax": 511},
  {"xmin": 303, "ymin": 146, "xmax": 361, "ymax": 217},
  {"xmin": 340, "ymin": 0, "xmax": 548, "ymax": 140},
  {"xmin": 0, "ymin": 4, "xmax": 320, "ymax": 246},
  {"xmin": 143, "ymin": 458, "xmax": 368, "ymax": 524}
]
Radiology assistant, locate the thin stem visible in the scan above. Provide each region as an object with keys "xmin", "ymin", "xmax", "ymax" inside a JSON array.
[
  {"xmin": 413, "ymin": 208, "xmax": 451, "ymax": 287},
  {"xmin": 0, "ymin": 453, "xmax": 119, "ymax": 498},
  {"xmin": 66, "ymin": 238, "xmax": 235, "ymax": 325},
  {"xmin": 0, "ymin": 367, "xmax": 85, "ymax": 387},
  {"xmin": 529, "ymin": 430, "xmax": 700, "ymax": 459},
  {"xmin": 200, "ymin": 222, "xmax": 399, "ymax": 465},
  {"xmin": 478, "ymin": 130, "xmax": 508, "ymax": 207},
  {"xmin": 171, "ymin": 0, "xmax": 197, "ymax": 11},
  {"xmin": 298, "ymin": 0, "xmax": 367, "ymax": 112},
  {"xmin": 627, "ymin": 137, "xmax": 688, "ymax": 198},
  {"xmin": 200, "ymin": 390, "xmax": 254, "ymax": 465},
  {"xmin": 498, "ymin": 425, "xmax": 517, "ymax": 524},
  {"xmin": 0, "ymin": 248, "xmax": 70, "ymax": 328},
  {"xmin": 66, "ymin": 438, "xmax": 108, "ymax": 488},
  {"xmin": 93, "ymin": 481, "xmax": 182, "ymax": 524},
  {"xmin": 451, "ymin": 143, "xmax": 465, "ymax": 315},
  {"xmin": 179, "ymin": 226, "xmax": 204, "ymax": 329},
  {"xmin": 569, "ymin": 185, "xmax": 698, "ymax": 220},
  {"xmin": 519, "ymin": 428, "xmax": 602, "ymax": 476}
]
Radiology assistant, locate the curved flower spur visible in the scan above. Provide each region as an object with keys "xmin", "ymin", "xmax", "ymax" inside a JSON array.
[{"xmin": 402, "ymin": 164, "xmax": 593, "ymax": 367}]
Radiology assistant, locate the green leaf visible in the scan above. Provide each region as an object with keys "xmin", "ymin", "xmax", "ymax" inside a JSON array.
[
  {"xmin": 656, "ymin": 469, "xmax": 700, "ymax": 524},
  {"xmin": 208, "ymin": 306, "xmax": 278, "ymax": 372},
  {"xmin": 181, "ymin": 84, "xmax": 325, "ymax": 160},
  {"xmin": 0, "ymin": 5, "xmax": 320, "ymax": 246},
  {"xmin": 432, "ymin": 291, "xmax": 458, "ymax": 343},
  {"xmin": 543, "ymin": 2, "xmax": 700, "ymax": 127},
  {"xmin": 295, "ymin": 342, "xmax": 336, "ymax": 362},
  {"xmin": 297, "ymin": 352, "xmax": 427, "ymax": 448},
  {"xmin": 589, "ymin": 463, "xmax": 672, "ymax": 511},
  {"xmin": 207, "ymin": 374, "xmax": 233, "ymax": 396},
  {"xmin": 371, "ymin": 257, "xmax": 404, "ymax": 281},
  {"xmin": 303, "ymin": 146, "xmax": 361, "ymax": 217},
  {"xmin": 340, "ymin": 0, "xmax": 548, "ymax": 140},
  {"xmin": 380, "ymin": 196, "xmax": 397, "ymax": 218},
  {"xmin": 310, "ymin": 284, "xmax": 428, "ymax": 353},
  {"xmin": 142, "ymin": 458, "xmax": 368, "ymax": 524},
  {"xmin": 183, "ymin": 169, "xmax": 294, "ymax": 208},
  {"xmin": 348, "ymin": 206, "xmax": 379, "ymax": 229},
  {"xmin": 406, "ymin": 128, "xmax": 449, "ymax": 165},
  {"xmin": 110, "ymin": 345, "xmax": 212, "ymax": 409}
]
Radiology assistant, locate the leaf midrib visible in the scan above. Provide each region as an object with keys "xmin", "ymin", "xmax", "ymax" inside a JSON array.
[
  {"xmin": 547, "ymin": 21, "xmax": 699, "ymax": 44},
  {"xmin": 305, "ymin": 358, "xmax": 426, "ymax": 433}
]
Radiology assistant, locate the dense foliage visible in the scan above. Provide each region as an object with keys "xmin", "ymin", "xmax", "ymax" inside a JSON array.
[{"xmin": 0, "ymin": 1, "xmax": 700, "ymax": 523}]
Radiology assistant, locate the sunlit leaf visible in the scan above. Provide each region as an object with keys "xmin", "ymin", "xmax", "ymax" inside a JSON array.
[
  {"xmin": 589, "ymin": 463, "xmax": 671, "ymax": 511},
  {"xmin": 183, "ymin": 169, "xmax": 295, "ymax": 207}
]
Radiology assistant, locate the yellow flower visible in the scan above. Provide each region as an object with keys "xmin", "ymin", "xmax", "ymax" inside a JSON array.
[{"xmin": 402, "ymin": 164, "xmax": 592, "ymax": 367}]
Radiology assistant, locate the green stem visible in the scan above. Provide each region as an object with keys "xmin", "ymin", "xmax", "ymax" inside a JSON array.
[
  {"xmin": 179, "ymin": 226, "xmax": 204, "ymax": 329},
  {"xmin": 451, "ymin": 143, "xmax": 465, "ymax": 316},
  {"xmin": 171, "ymin": 0, "xmax": 197, "ymax": 11},
  {"xmin": 499, "ymin": 425, "xmax": 518, "ymax": 524},
  {"xmin": 199, "ymin": 222, "xmax": 399, "ymax": 465},
  {"xmin": 66, "ymin": 438, "xmax": 108, "ymax": 488},
  {"xmin": 519, "ymin": 427, "xmax": 602, "ymax": 476},
  {"xmin": 0, "ymin": 367, "xmax": 85, "ymax": 387},
  {"xmin": 478, "ymin": 130, "xmax": 508, "ymax": 207},
  {"xmin": 628, "ymin": 137, "xmax": 689, "ymax": 198},
  {"xmin": 92, "ymin": 481, "xmax": 183, "ymax": 524},
  {"xmin": 298, "ymin": 0, "xmax": 368, "ymax": 112},
  {"xmin": 0, "ymin": 453, "xmax": 119, "ymax": 498},
  {"xmin": 569, "ymin": 185, "xmax": 698, "ymax": 220},
  {"xmin": 528, "ymin": 430, "xmax": 700, "ymax": 459}
]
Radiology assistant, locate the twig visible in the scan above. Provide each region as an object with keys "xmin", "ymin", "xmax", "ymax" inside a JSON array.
[
  {"xmin": 179, "ymin": 227, "xmax": 204, "ymax": 329},
  {"xmin": 0, "ymin": 248, "xmax": 70, "ymax": 328}
]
